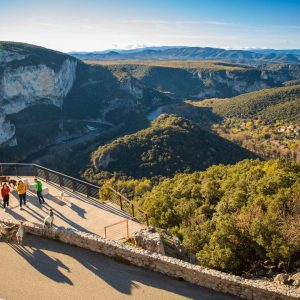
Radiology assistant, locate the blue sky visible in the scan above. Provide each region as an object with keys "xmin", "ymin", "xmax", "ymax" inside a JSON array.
[{"xmin": 1, "ymin": 0, "xmax": 300, "ymax": 51}]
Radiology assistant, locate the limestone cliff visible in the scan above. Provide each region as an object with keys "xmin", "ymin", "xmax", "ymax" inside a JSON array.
[
  {"xmin": 0, "ymin": 111, "xmax": 15, "ymax": 146},
  {"xmin": 1, "ymin": 59, "xmax": 77, "ymax": 112},
  {"xmin": 0, "ymin": 57, "xmax": 77, "ymax": 146},
  {"xmin": 106, "ymin": 62, "xmax": 300, "ymax": 100}
]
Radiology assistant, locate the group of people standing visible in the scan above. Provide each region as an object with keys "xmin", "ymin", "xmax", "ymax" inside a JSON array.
[{"xmin": 1, "ymin": 178, "xmax": 45, "ymax": 210}]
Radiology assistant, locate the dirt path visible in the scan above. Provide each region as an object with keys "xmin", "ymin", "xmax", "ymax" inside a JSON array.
[{"xmin": 0, "ymin": 235, "xmax": 237, "ymax": 300}]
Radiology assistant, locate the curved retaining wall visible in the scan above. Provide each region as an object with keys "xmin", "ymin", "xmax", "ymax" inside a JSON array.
[{"xmin": 1, "ymin": 218, "xmax": 299, "ymax": 300}]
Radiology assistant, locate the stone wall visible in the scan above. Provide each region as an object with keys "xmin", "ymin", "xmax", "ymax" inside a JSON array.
[{"xmin": 1, "ymin": 218, "xmax": 299, "ymax": 300}]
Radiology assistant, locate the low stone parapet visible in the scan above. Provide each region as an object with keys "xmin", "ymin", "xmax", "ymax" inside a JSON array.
[{"xmin": 1, "ymin": 218, "xmax": 299, "ymax": 300}]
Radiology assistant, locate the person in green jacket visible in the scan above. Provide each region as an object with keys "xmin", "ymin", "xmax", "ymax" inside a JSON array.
[{"xmin": 34, "ymin": 178, "xmax": 45, "ymax": 204}]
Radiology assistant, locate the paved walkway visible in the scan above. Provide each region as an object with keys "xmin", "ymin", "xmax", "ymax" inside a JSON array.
[
  {"xmin": 0, "ymin": 177, "xmax": 144, "ymax": 241},
  {"xmin": 0, "ymin": 236, "xmax": 237, "ymax": 300}
]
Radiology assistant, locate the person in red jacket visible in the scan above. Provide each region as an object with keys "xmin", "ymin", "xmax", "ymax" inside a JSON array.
[{"xmin": 1, "ymin": 183, "xmax": 10, "ymax": 209}]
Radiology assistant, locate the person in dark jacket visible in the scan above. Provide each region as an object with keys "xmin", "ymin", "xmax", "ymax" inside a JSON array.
[
  {"xmin": 1, "ymin": 183, "xmax": 10, "ymax": 210},
  {"xmin": 34, "ymin": 178, "xmax": 45, "ymax": 204}
]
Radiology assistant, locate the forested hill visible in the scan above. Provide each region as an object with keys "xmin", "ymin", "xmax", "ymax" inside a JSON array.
[
  {"xmin": 200, "ymin": 84, "xmax": 300, "ymax": 122},
  {"xmin": 190, "ymin": 84, "xmax": 300, "ymax": 162},
  {"xmin": 85, "ymin": 114, "xmax": 256, "ymax": 181}
]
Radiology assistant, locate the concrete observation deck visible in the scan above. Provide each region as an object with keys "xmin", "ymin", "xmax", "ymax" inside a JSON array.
[
  {"xmin": 0, "ymin": 235, "xmax": 235, "ymax": 300},
  {"xmin": 0, "ymin": 176, "xmax": 145, "ymax": 241}
]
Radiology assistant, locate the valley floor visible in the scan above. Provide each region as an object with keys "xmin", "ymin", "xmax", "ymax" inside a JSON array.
[{"xmin": 0, "ymin": 235, "xmax": 237, "ymax": 300}]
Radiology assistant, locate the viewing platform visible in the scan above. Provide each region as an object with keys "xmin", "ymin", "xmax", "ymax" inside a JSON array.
[{"xmin": 0, "ymin": 164, "xmax": 147, "ymax": 241}]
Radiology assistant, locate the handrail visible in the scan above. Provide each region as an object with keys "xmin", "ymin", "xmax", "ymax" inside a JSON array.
[
  {"xmin": 0, "ymin": 163, "xmax": 100, "ymax": 188},
  {"xmin": 108, "ymin": 186, "xmax": 149, "ymax": 226},
  {"xmin": 0, "ymin": 163, "xmax": 149, "ymax": 226},
  {"xmin": 104, "ymin": 219, "xmax": 129, "ymax": 239}
]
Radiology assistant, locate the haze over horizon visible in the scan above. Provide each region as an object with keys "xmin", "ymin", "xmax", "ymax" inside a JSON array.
[{"xmin": 1, "ymin": 0, "xmax": 300, "ymax": 52}]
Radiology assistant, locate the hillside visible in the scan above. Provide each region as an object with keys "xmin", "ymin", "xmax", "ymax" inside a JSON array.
[
  {"xmin": 85, "ymin": 114, "xmax": 255, "ymax": 181},
  {"xmin": 178, "ymin": 85, "xmax": 300, "ymax": 162},
  {"xmin": 200, "ymin": 84, "xmax": 300, "ymax": 121},
  {"xmin": 70, "ymin": 46, "xmax": 300, "ymax": 64}
]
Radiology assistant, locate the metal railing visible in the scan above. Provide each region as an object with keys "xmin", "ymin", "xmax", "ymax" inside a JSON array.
[
  {"xmin": 0, "ymin": 163, "xmax": 149, "ymax": 226},
  {"xmin": 104, "ymin": 219, "xmax": 129, "ymax": 240},
  {"xmin": 107, "ymin": 186, "xmax": 149, "ymax": 226}
]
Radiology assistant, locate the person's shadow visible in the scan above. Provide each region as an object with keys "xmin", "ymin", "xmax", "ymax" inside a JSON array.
[{"xmin": 9, "ymin": 242, "xmax": 72, "ymax": 285}]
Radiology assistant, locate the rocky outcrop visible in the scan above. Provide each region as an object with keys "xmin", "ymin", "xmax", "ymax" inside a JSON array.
[
  {"xmin": 0, "ymin": 111, "xmax": 15, "ymax": 146},
  {"xmin": 133, "ymin": 227, "xmax": 165, "ymax": 255},
  {"xmin": 120, "ymin": 77, "xmax": 144, "ymax": 99},
  {"xmin": 193, "ymin": 69, "xmax": 286, "ymax": 98},
  {"xmin": 95, "ymin": 152, "xmax": 117, "ymax": 169},
  {"xmin": 274, "ymin": 273, "xmax": 300, "ymax": 288},
  {"xmin": 0, "ymin": 50, "xmax": 27, "ymax": 64}
]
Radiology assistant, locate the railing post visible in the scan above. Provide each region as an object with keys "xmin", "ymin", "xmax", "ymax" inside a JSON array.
[
  {"xmin": 32, "ymin": 165, "xmax": 37, "ymax": 177},
  {"xmin": 145, "ymin": 213, "xmax": 149, "ymax": 227},
  {"xmin": 131, "ymin": 204, "xmax": 135, "ymax": 218},
  {"xmin": 44, "ymin": 169, "xmax": 48, "ymax": 182},
  {"xmin": 86, "ymin": 184, "xmax": 90, "ymax": 198},
  {"xmin": 104, "ymin": 227, "xmax": 107, "ymax": 239},
  {"xmin": 71, "ymin": 179, "xmax": 75, "ymax": 192},
  {"xmin": 119, "ymin": 195, "xmax": 123, "ymax": 210},
  {"xmin": 59, "ymin": 175, "xmax": 63, "ymax": 187},
  {"xmin": 126, "ymin": 219, "xmax": 129, "ymax": 239}
]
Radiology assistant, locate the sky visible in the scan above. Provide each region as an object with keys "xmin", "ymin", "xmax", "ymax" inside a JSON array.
[{"xmin": 1, "ymin": 0, "xmax": 300, "ymax": 52}]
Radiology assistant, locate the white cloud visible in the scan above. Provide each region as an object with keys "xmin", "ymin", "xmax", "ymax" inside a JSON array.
[
  {"xmin": 122, "ymin": 19, "xmax": 233, "ymax": 26},
  {"xmin": 34, "ymin": 22, "xmax": 65, "ymax": 28}
]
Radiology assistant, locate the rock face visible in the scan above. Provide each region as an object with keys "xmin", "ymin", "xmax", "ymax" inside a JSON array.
[
  {"xmin": 108, "ymin": 63, "xmax": 300, "ymax": 101},
  {"xmin": 0, "ymin": 50, "xmax": 27, "ymax": 64},
  {"xmin": 96, "ymin": 152, "xmax": 117, "ymax": 168},
  {"xmin": 274, "ymin": 273, "xmax": 300, "ymax": 288},
  {"xmin": 1, "ymin": 59, "xmax": 77, "ymax": 113},
  {"xmin": 133, "ymin": 227, "xmax": 165, "ymax": 255},
  {"xmin": 120, "ymin": 77, "xmax": 144, "ymax": 99},
  {"xmin": 0, "ymin": 112, "xmax": 15, "ymax": 146},
  {"xmin": 0, "ymin": 46, "xmax": 77, "ymax": 146},
  {"xmin": 274, "ymin": 274, "xmax": 290, "ymax": 285}
]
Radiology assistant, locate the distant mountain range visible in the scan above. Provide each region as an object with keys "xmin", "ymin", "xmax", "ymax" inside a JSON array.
[
  {"xmin": 69, "ymin": 46, "xmax": 300, "ymax": 64},
  {"xmin": 251, "ymin": 49, "xmax": 300, "ymax": 56}
]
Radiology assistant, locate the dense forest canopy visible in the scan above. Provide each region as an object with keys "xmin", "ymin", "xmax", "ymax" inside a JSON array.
[{"xmin": 102, "ymin": 159, "xmax": 300, "ymax": 274}]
